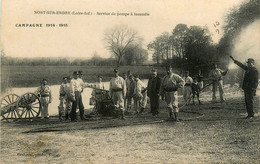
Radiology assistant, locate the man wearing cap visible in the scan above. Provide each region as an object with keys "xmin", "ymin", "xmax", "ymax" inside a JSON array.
[
  {"xmin": 183, "ymin": 71, "xmax": 193, "ymax": 105},
  {"xmin": 35, "ymin": 79, "xmax": 52, "ymax": 119},
  {"xmin": 147, "ymin": 68, "xmax": 161, "ymax": 116},
  {"xmin": 230, "ymin": 56, "xmax": 258, "ymax": 119},
  {"xmin": 109, "ymin": 68, "xmax": 127, "ymax": 119},
  {"xmin": 70, "ymin": 71, "xmax": 86, "ymax": 121},
  {"xmin": 209, "ymin": 64, "xmax": 228, "ymax": 103},
  {"xmin": 160, "ymin": 66, "xmax": 185, "ymax": 121}
]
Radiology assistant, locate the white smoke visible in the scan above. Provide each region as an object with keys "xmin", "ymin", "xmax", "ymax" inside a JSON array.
[{"xmin": 231, "ymin": 19, "xmax": 260, "ymax": 67}]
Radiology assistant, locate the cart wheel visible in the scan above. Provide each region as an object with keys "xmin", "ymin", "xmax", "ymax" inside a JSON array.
[
  {"xmin": 17, "ymin": 92, "xmax": 41, "ymax": 119},
  {"xmin": 0, "ymin": 94, "xmax": 20, "ymax": 120}
]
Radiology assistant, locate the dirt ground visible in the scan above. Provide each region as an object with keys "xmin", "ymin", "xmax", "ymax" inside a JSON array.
[{"xmin": 1, "ymin": 91, "xmax": 260, "ymax": 164}]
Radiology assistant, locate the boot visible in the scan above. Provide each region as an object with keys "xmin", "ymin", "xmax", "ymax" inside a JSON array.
[{"xmin": 174, "ymin": 112, "xmax": 179, "ymax": 122}]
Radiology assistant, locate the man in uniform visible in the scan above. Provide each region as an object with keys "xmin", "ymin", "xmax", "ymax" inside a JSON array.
[
  {"xmin": 35, "ymin": 79, "xmax": 52, "ymax": 119},
  {"xmin": 183, "ymin": 71, "xmax": 193, "ymax": 105},
  {"xmin": 133, "ymin": 75, "xmax": 147, "ymax": 113},
  {"xmin": 64, "ymin": 76, "xmax": 74, "ymax": 120},
  {"xmin": 160, "ymin": 66, "xmax": 185, "ymax": 121},
  {"xmin": 126, "ymin": 74, "xmax": 135, "ymax": 113},
  {"xmin": 209, "ymin": 64, "xmax": 228, "ymax": 103},
  {"xmin": 230, "ymin": 56, "xmax": 258, "ymax": 119},
  {"xmin": 109, "ymin": 68, "xmax": 127, "ymax": 119},
  {"xmin": 124, "ymin": 70, "xmax": 132, "ymax": 110},
  {"xmin": 147, "ymin": 68, "xmax": 161, "ymax": 116},
  {"xmin": 196, "ymin": 70, "xmax": 203, "ymax": 89},
  {"xmin": 70, "ymin": 71, "xmax": 86, "ymax": 121},
  {"xmin": 58, "ymin": 77, "xmax": 68, "ymax": 120}
]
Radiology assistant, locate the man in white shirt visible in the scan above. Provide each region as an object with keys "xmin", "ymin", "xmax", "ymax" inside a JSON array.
[
  {"xmin": 209, "ymin": 64, "xmax": 228, "ymax": 103},
  {"xmin": 109, "ymin": 69, "xmax": 127, "ymax": 119},
  {"xmin": 70, "ymin": 71, "xmax": 86, "ymax": 121},
  {"xmin": 35, "ymin": 79, "xmax": 52, "ymax": 119},
  {"xmin": 133, "ymin": 75, "xmax": 147, "ymax": 113},
  {"xmin": 160, "ymin": 66, "xmax": 185, "ymax": 121}
]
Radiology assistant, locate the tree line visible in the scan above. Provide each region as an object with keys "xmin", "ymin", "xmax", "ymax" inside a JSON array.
[{"xmin": 1, "ymin": 50, "xmax": 148, "ymax": 66}]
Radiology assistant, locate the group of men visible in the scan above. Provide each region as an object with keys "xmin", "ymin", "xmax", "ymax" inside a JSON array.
[
  {"xmin": 36, "ymin": 57, "xmax": 258, "ymax": 121},
  {"xmin": 58, "ymin": 71, "xmax": 88, "ymax": 122},
  {"xmin": 112, "ymin": 66, "xmax": 203, "ymax": 121},
  {"xmin": 109, "ymin": 69, "xmax": 148, "ymax": 119}
]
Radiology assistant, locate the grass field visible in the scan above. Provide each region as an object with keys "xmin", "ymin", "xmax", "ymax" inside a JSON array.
[
  {"xmin": 1, "ymin": 65, "xmax": 170, "ymax": 88},
  {"xmin": 1, "ymin": 95, "xmax": 260, "ymax": 163}
]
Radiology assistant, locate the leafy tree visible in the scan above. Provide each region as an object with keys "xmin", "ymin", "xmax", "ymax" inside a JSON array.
[
  {"xmin": 124, "ymin": 44, "xmax": 148, "ymax": 65},
  {"xmin": 147, "ymin": 32, "xmax": 170, "ymax": 64},
  {"xmin": 170, "ymin": 24, "xmax": 189, "ymax": 58}
]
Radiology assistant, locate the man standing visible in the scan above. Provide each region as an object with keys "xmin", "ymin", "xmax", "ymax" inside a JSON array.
[
  {"xmin": 147, "ymin": 68, "xmax": 161, "ymax": 116},
  {"xmin": 126, "ymin": 74, "xmax": 135, "ymax": 113},
  {"xmin": 70, "ymin": 71, "xmax": 85, "ymax": 121},
  {"xmin": 230, "ymin": 56, "xmax": 258, "ymax": 119},
  {"xmin": 58, "ymin": 77, "xmax": 68, "ymax": 120},
  {"xmin": 64, "ymin": 76, "xmax": 74, "ymax": 120},
  {"xmin": 124, "ymin": 70, "xmax": 132, "ymax": 110},
  {"xmin": 35, "ymin": 79, "xmax": 52, "ymax": 119},
  {"xmin": 183, "ymin": 71, "xmax": 193, "ymax": 105},
  {"xmin": 209, "ymin": 64, "xmax": 228, "ymax": 103},
  {"xmin": 133, "ymin": 75, "xmax": 147, "ymax": 113},
  {"xmin": 160, "ymin": 66, "xmax": 185, "ymax": 121},
  {"xmin": 109, "ymin": 69, "xmax": 127, "ymax": 119},
  {"xmin": 196, "ymin": 70, "xmax": 204, "ymax": 89}
]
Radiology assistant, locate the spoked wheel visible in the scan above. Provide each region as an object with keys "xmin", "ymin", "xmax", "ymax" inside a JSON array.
[
  {"xmin": 16, "ymin": 92, "xmax": 41, "ymax": 120},
  {"xmin": 0, "ymin": 94, "xmax": 20, "ymax": 121}
]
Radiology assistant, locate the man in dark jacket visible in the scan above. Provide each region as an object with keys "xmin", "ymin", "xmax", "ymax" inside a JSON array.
[
  {"xmin": 230, "ymin": 56, "xmax": 258, "ymax": 119},
  {"xmin": 147, "ymin": 68, "xmax": 161, "ymax": 116}
]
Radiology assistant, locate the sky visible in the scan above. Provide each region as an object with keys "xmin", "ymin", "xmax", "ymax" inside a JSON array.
[{"xmin": 1, "ymin": 0, "xmax": 246, "ymax": 59}]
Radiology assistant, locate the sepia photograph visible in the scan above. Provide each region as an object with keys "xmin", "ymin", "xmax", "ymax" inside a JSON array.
[{"xmin": 1, "ymin": 0, "xmax": 260, "ymax": 163}]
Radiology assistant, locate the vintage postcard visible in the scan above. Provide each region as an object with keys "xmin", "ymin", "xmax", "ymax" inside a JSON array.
[{"xmin": 1, "ymin": 0, "xmax": 260, "ymax": 163}]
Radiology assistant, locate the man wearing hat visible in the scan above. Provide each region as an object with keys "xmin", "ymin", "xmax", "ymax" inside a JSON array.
[
  {"xmin": 160, "ymin": 66, "xmax": 185, "ymax": 121},
  {"xmin": 209, "ymin": 64, "xmax": 228, "ymax": 103},
  {"xmin": 70, "ymin": 71, "xmax": 86, "ymax": 121},
  {"xmin": 35, "ymin": 79, "xmax": 52, "ymax": 119},
  {"xmin": 230, "ymin": 56, "xmax": 258, "ymax": 119},
  {"xmin": 109, "ymin": 68, "xmax": 127, "ymax": 119},
  {"xmin": 147, "ymin": 68, "xmax": 161, "ymax": 116}
]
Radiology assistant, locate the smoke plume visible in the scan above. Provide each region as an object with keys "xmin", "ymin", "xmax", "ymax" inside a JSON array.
[{"xmin": 231, "ymin": 19, "xmax": 260, "ymax": 68}]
